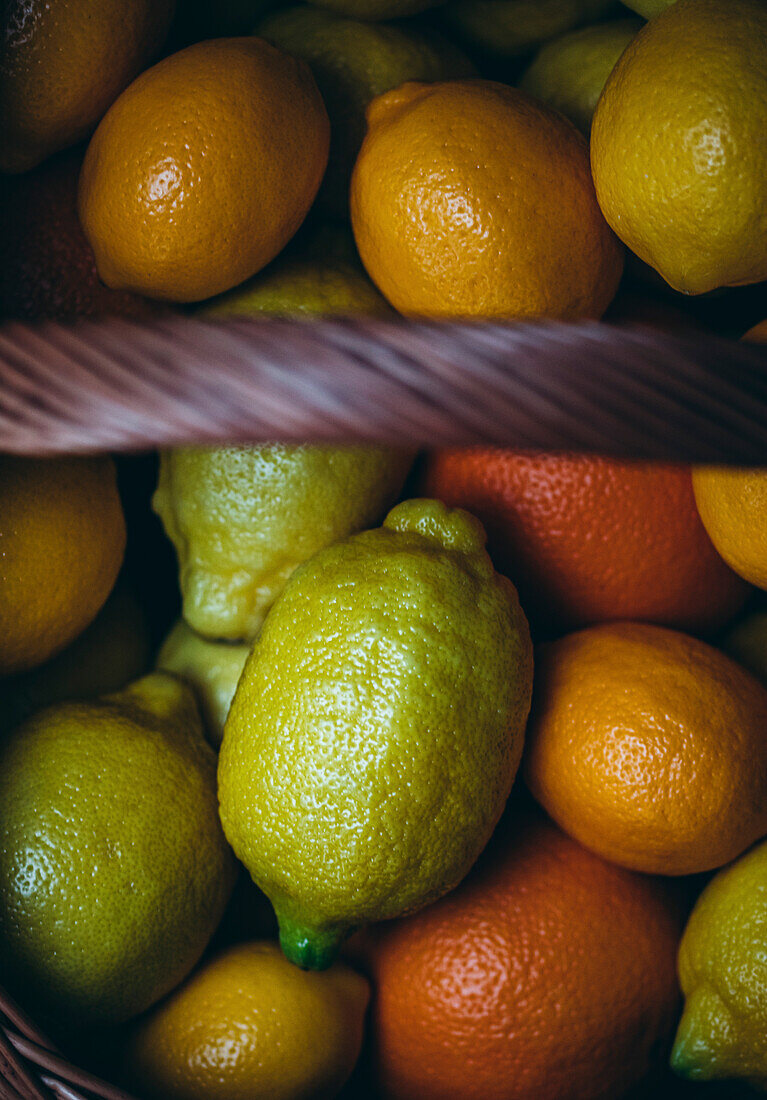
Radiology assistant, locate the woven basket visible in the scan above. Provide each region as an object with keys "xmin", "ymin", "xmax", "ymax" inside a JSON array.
[{"xmin": 1, "ymin": 313, "xmax": 766, "ymax": 1099}]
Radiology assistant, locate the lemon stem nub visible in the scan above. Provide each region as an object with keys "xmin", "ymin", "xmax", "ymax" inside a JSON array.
[{"xmin": 277, "ymin": 917, "xmax": 347, "ymax": 971}]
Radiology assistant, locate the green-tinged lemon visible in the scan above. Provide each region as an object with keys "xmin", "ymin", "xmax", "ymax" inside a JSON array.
[
  {"xmin": 441, "ymin": 0, "xmax": 616, "ymax": 58},
  {"xmin": 219, "ymin": 499, "xmax": 533, "ymax": 969},
  {"xmin": 157, "ymin": 619, "xmax": 250, "ymax": 746},
  {"xmin": 258, "ymin": 5, "xmax": 474, "ymax": 216},
  {"xmin": 153, "ymin": 446, "xmax": 414, "ymax": 641},
  {"xmin": 0, "ymin": 673, "xmax": 236, "ymax": 1025},
  {"xmin": 672, "ymin": 835, "xmax": 767, "ymax": 1089},
  {"xmin": 519, "ymin": 19, "xmax": 642, "ymax": 133}
]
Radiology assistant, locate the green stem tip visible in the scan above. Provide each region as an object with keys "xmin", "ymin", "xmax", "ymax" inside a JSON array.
[{"xmin": 277, "ymin": 914, "xmax": 350, "ymax": 971}]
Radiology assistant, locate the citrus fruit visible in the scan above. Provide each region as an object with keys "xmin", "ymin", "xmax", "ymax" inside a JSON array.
[
  {"xmin": 623, "ymin": 0, "xmax": 676, "ymax": 15},
  {"xmin": 219, "ymin": 499, "xmax": 533, "ymax": 969},
  {"xmin": 358, "ymin": 805, "xmax": 682, "ymax": 1100},
  {"xmin": 0, "ymin": 0, "xmax": 175, "ymax": 173},
  {"xmin": 672, "ymin": 835, "xmax": 767, "ymax": 1089},
  {"xmin": 129, "ymin": 941, "xmax": 369, "ymax": 1100},
  {"xmin": 157, "ymin": 619, "xmax": 250, "ymax": 746},
  {"xmin": 153, "ymin": 445, "xmax": 413, "ymax": 641},
  {"xmin": 744, "ymin": 319, "xmax": 767, "ymax": 342},
  {"xmin": 722, "ymin": 610, "xmax": 767, "ymax": 687},
  {"xmin": 0, "ymin": 152, "xmax": 159, "ymax": 321},
  {"xmin": 351, "ymin": 80, "xmax": 623, "ymax": 320},
  {"xmin": 524, "ymin": 621, "xmax": 767, "ymax": 875},
  {"xmin": 306, "ymin": 0, "xmax": 445, "ymax": 17},
  {"xmin": 421, "ymin": 450, "xmax": 748, "ymax": 635},
  {"xmin": 519, "ymin": 18, "xmax": 642, "ymax": 133},
  {"xmin": 693, "ymin": 467, "xmax": 767, "ymax": 590},
  {"xmin": 202, "ymin": 236, "xmax": 393, "ymax": 317},
  {"xmin": 0, "ymin": 456, "xmax": 126, "ymax": 676},
  {"xmin": 258, "ymin": 5, "xmax": 474, "ymax": 216},
  {"xmin": 442, "ymin": 0, "xmax": 616, "ymax": 58},
  {"xmin": 0, "ymin": 673, "xmax": 236, "ymax": 1025},
  {"xmin": 78, "ymin": 38, "xmax": 330, "ymax": 302},
  {"xmin": 0, "ymin": 583, "xmax": 150, "ymax": 735},
  {"xmin": 591, "ymin": 0, "xmax": 767, "ymax": 294}
]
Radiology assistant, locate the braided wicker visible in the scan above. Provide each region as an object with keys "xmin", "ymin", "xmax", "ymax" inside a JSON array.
[
  {"xmin": 0, "ymin": 316, "xmax": 766, "ymax": 459},
  {"xmin": 1, "ymin": 313, "xmax": 766, "ymax": 1099}
]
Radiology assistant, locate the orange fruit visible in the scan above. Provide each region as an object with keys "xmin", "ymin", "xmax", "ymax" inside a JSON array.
[
  {"xmin": 421, "ymin": 450, "xmax": 748, "ymax": 635},
  {"xmin": 691, "ymin": 321, "xmax": 767, "ymax": 591},
  {"xmin": 0, "ymin": 152, "xmax": 158, "ymax": 321},
  {"xmin": 524, "ymin": 621, "xmax": 767, "ymax": 876},
  {"xmin": 350, "ymin": 80, "xmax": 623, "ymax": 320},
  {"xmin": 0, "ymin": 456, "xmax": 126, "ymax": 676},
  {"xmin": 357, "ymin": 805, "xmax": 682, "ymax": 1100},
  {"xmin": 79, "ymin": 38, "xmax": 330, "ymax": 303},
  {"xmin": 0, "ymin": 0, "xmax": 175, "ymax": 174}
]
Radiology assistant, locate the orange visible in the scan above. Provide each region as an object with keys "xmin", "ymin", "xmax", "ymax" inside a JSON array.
[
  {"xmin": 350, "ymin": 80, "xmax": 623, "ymax": 320},
  {"xmin": 0, "ymin": 152, "xmax": 159, "ymax": 321},
  {"xmin": 691, "ymin": 321, "xmax": 767, "ymax": 591},
  {"xmin": 421, "ymin": 450, "xmax": 748, "ymax": 634},
  {"xmin": 357, "ymin": 805, "xmax": 682, "ymax": 1100},
  {"xmin": 79, "ymin": 39, "xmax": 330, "ymax": 303},
  {"xmin": 524, "ymin": 621, "xmax": 767, "ymax": 876},
  {"xmin": 0, "ymin": 0, "xmax": 175, "ymax": 174},
  {"xmin": 129, "ymin": 941, "xmax": 369, "ymax": 1100},
  {"xmin": 0, "ymin": 456, "xmax": 126, "ymax": 676}
]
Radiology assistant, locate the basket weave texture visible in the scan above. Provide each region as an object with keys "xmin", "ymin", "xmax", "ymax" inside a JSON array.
[{"xmin": 1, "ymin": 313, "xmax": 767, "ymax": 1099}]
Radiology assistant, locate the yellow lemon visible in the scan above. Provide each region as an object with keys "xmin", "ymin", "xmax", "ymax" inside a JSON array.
[
  {"xmin": 591, "ymin": 0, "xmax": 767, "ymax": 294},
  {"xmin": 153, "ymin": 446, "xmax": 413, "ymax": 641},
  {"xmin": 219, "ymin": 499, "xmax": 533, "ymax": 968},
  {"xmin": 0, "ymin": 673, "xmax": 236, "ymax": 1025},
  {"xmin": 672, "ymin": 836, "xmax": 767, "ymax": 1088},
  {"xmin": 442, "ymin": 0, "xmax": 615, "ymax": 58},
  {"xmin": 0, "ymin": 456, "xmax": 125, "ymax": 676},
  {"xmin": 157, "ymin": 619, "xmax": 250, "ymax": 746},
  {"xmin": 519, "ymin": 19, "xmax": 642, "ymax": 133},
  {"xmin": 258, "ymin": 5, "xmax": 474, "ymax": 216},
  {"xmin": 693, "ymin": 467, "xmax": 767, "ymax": 590},
  {"xmin": 129, "ymin": 942, "xmax": 369, "ymax": 1100}
]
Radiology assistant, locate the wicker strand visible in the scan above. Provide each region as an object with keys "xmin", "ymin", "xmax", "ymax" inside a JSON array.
[{"xmin": 1, "ymin": 316, "xmax": 766, "ymax": 459}]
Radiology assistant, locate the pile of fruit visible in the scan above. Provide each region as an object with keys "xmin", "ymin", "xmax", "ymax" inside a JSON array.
[{"xmin": 1, "ymin": 0, "xmax": 767, "ymax": 1098}]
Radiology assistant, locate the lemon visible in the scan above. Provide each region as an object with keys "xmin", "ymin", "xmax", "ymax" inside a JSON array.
[
  {"xmin": 442, "ymin": 0, "xmax": 615, "ymax": 58},
  {"xmin": 203, "ymin": 238, "xmax": 393, "ymax": 316},
  {"xmin": 591, "ymin": 0, "xmax": 767, "ymax": 295},
  {"xmin": 672, "ymin": 835, "xmax": 767, "ymax": 1088},
  {"xmin": 157, "ymin": 619, "xmax": 250, "ymax": 746},
  {"xmin": 0, "ymin": 673, "xmax": 236, "ymax": 1024},
  {"xmin": 129, "ymin": 942, "xmax": 369, "ymax": 1100},
  {"xmin": 258, "ymin": 5, "xmax": 474, "ymax": 216},
  {"xmin": 519, "ymin": 19, "xmax": 642, "ymax": 133},
  {"xmin": 306, "ymin": 0, "xmax": 445, "ymax": 18},
  {"xmin": 153, "ymin": 445, "xmax": 414, "ymax": 641},
  {"xmin": 0, "ymin": 582, "xmax": 150, "ymax": 734},
  {"xmin": 623, "ymin": 0, "xmax": 675, "ymax": 16},
  {"xmin": 219, "ymin": 499, "xmax": 533, "ymax": 969}
]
